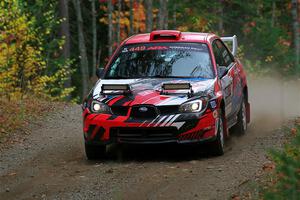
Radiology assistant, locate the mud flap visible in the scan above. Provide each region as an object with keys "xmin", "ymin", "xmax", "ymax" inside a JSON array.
[{"xmin": 246, "ymin": 102, "xmax": 250, "ymax": 123}]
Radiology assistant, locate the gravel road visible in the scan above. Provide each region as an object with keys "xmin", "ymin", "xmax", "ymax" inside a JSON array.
[{"xmin": 1, "ymin": 77, "xmax": 299, "ymax": 200}]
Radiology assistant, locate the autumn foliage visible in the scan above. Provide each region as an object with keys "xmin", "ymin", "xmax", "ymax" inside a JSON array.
[
  {"xmin": 0, "ymin": 0, "xmax": 74, "ymax": 139},
  {"xmin": 100, "ymin": 0, "xmax": 146, "ymax": 48},
  {"xmin": 0, "ymin": 0, "xmax": 73, "ymax": 101}
]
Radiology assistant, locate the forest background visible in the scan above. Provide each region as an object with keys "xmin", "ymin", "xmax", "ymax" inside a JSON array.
[{"xmin": 1, "ymin": 0, "xmax": 299, "ymax": 102}]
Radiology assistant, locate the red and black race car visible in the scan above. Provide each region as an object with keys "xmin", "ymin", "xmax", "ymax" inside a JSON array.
[{"xmin": 82, "ymin": 30, "xmax": 250, "ymax": 159}]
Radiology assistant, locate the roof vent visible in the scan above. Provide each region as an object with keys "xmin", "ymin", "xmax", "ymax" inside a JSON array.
[{"xmin": 150, "ymin": 30, "xmax": 181, "ymax": 41}]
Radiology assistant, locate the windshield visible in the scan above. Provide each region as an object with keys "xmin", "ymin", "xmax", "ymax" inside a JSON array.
[{"xmin": 105, "ymin": 43, "xmax": 214, "ymax": 79}]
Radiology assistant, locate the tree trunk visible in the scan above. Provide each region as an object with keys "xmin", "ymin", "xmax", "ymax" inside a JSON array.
[
  {"xmin": 96, "ymin": 48, "xmax": 102, "ymax": 68},
  {"xmin": 271, "ymin": 1, "xmax": 276, "ymax": 28},
  {"xmin": 135, "ymin": 0, "xmax": 140, "ymax": 33},
  {"xmin": 163, "ymin": 0, "xmax": 168, "ymax": 29},
  {"xmin": 91, "ymin": 0, "xmax": 97, "ymax": 77},
  {"xmin": 158, "ymin": 0, "xmax": 168, "ymax": 29},
  {"xmin": 218, "ymin": 0, "xmax": 224, "ymax": 34},
  {"xmin": 58, "ymin": 0, "xmax": 71, "ymax": 98},
  {"xmin": 72, "ymin": 0, "xmax": 89, "ymax": 98},
  {"xmin": 158, "ymin": 0, "xmax": 164, "ymax": 29},
  {"xmin": 116, "ymin": 0, "xmax": 121, "ymax": 44},
  {"xmin": 292, "ymin": 0, "xmax": 299, "ymax": 70},
  {"xmin": 172, "ymin": 3, "xmax": 176, "ymax": 29},
  {"xmin": 108, "ymin": 0, "xmax": 113, "ymax": 56},
  {"xmin": 129, "ymin": 0, "xmax": 134, "ymax": 35},
  {"xmin": 145, "ymin": 0, "xmax": 153, "ymax": 32}
]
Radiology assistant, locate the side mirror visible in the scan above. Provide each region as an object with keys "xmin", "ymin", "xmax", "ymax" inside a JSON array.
[
  {"xmin": 218, "ymin": 66, "xmax": 228, "ymax": 78},
  {"xmin": 96, "ymin": 68, "xmax": 104, "ymax": 79}
]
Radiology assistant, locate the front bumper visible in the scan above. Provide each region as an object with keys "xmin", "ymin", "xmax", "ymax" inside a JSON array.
[{"xmin": 83, "ymin": 109, "xmax": 218, "ymax": 145}]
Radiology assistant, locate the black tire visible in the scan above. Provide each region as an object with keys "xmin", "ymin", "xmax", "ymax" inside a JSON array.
[
  {"xmin": 208, "ymin": 112, "xmax": 225, "ymax": 156},
  {"xmin": 233, "ymin": 97, "xmax": 247, "ymax": 135},
  {"xmin": 85, "ymin": 143, "xmax": 106, "ymax": 160}
]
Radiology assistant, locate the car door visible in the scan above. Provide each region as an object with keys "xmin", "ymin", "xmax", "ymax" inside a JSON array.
[{"xmin": 212, "ymin": 39, "xmax": 241, "ymax": 119}]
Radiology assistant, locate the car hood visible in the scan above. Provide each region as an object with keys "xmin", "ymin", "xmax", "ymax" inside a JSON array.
[{"xmin": 92, "ymin": 78, "xmax": 216, "ymax": 106}]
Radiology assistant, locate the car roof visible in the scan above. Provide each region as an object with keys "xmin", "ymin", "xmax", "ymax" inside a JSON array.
[{"xmin": 124, "ymin": 30, "xmax": 218, "ymax": 45}]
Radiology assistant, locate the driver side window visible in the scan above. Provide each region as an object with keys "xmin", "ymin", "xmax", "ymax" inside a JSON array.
[
  {"xmin": 213, "ymin": 40, "xmax": 231, "ymax": 78},
  {"xmin": 214, "ymin": 40, "xmax": 234, "ymax": 67},
  {"xmin": 212, "ymin": 41, "xmax": 226, "ymax": 67}
]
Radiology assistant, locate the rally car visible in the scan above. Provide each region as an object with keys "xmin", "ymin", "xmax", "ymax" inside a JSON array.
[{"xmin": 82, "ymin": 30, "xmax": 250, "ymax": 159}]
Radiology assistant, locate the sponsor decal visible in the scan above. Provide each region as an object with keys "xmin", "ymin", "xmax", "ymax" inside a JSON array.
[
  {"xmin": 169, "ymin": 46, "xmax": 207, "ymax": 52},
  {"xmin": 126, "ymin": 46, "xmax": 169, "ymax": 52},
  {"xmin": 210, "ymin": 100, "xmax": 217, "ymax": 109},
  {"xmin": 122, "ymin": 44, "xmax": 208, "ymax": 53}
]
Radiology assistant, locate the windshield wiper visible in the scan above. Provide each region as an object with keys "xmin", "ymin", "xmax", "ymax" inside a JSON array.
[
  {"xmin": 106, "ymin": 75, "xmax": 207, "ymax": 79},
  {"xmin": 150, "ymin": 75, "xmax": 192, "ymax": 78},
  {"xmin": 150, "ymin": 75, "xmax": 167, "ymax": 78},
  {"xmin": 190, "ymin": 65, "xmax": 201, "ymax": 76},
  {"xmin": 105, "ymin": 75, "xmax": 130, "ymax": 79}
]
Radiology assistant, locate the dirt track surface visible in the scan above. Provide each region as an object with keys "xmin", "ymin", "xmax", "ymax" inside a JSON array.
[{"xmin": 0, "ymin": 77, "xmax": 300, "ymax": 200}]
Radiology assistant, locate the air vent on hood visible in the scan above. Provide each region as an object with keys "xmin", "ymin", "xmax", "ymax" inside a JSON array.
[
  {"xmin": 150, "ymin": 30, "xmax": 182, "ymax": 41},
  {"xmin": 160, "ymin": 83, "xmax": 194, "ymax": 97},
  {"xmin": 101, "ymin": 84, "xmax": 131, "ymax": 95}
]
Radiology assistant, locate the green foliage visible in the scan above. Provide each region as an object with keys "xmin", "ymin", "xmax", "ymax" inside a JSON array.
[
  {"xmin": 0, "ymin": 0, "xmax": 74, "ymax": 100},
  {"xmin": 263, "ymin": 124, "xmax": 300, "ymax": 200},
  {"xmin": 244, "ymin": 59, "xmax": 270, "ymax": 76},
  {"xmin": 243, "ymin": 12, "xmax": 294, "ymax": 75},
  {"xmin": 228, "ymin": 0, "xmax": 295, "ymax": 75},
  {"xmin": 171, "ymin": 1, "xmax": 219, "ymax": 32}
]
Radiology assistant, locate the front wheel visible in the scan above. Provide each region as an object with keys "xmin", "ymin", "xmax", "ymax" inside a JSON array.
[
  {"xmin": 208, "ymin": 114, "xmax": 225, "ymax": 156},
  {"xmin": 85, "ymin": 143, "xmax": 106, "ymax": 160}
]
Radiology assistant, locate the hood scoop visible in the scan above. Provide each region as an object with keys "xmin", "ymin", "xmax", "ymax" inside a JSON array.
[
  {"xmin": 101, "ymin": 84, "xmax": 132, "ymax": 95},
  {"xmin": 160, "ymin": 83, "xmax": 194, "ymax": 98}
]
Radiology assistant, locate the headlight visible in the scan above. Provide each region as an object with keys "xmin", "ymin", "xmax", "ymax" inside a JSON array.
[
  {"xmin": 91, "ymin": 101, "xmax": 110, "ymax": 113},
  {"xmin": 179, "ymin": 99, "xmax": 207, "ymax": 113}
]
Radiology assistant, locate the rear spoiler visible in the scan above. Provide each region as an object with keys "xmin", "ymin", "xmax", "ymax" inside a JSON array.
[{"xmin": 221, "ymin": 35, "xmax": 238, "ymax": 57}]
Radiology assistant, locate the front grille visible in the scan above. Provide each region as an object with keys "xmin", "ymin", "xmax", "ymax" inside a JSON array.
[
  {"xmin": 110, "ymin": 106, "xmax": 129, "ymax": 116},
  {"xmin": 130, "ymin": 105, "xmax": 158, "ymax": 119},
  {"xmin": 157, "ymin": 105, "xmax": 179, "ymax": 115},
  {"xmin": 110, "ymin": 127, "xmax": 178, "ymax": 143}
]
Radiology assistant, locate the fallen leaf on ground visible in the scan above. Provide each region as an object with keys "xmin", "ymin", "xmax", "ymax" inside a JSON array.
[
  {"xmin": 8, "ymin": 172, "xmax": 17, "ymax": 176},
  {"xmin": 263, "ymin": 162, "xmax": 275, "ymax": 171},
  {"xmin": 231, "ymin": 194, "xmax": 241, "ymax": 200},
  {"xmin": 291, "ymin": 128, "xmax": 297, "ymax": 136}
]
